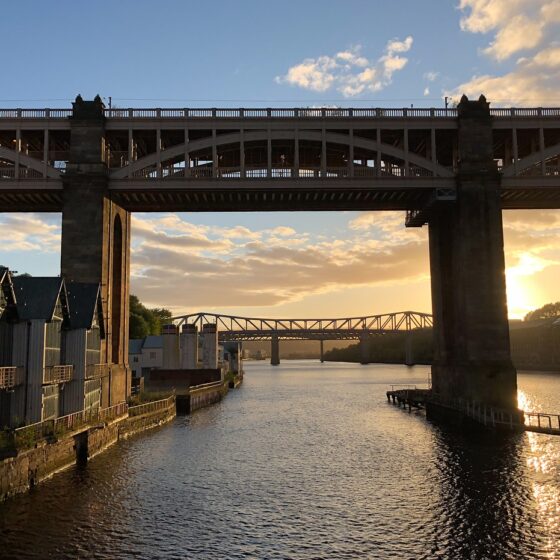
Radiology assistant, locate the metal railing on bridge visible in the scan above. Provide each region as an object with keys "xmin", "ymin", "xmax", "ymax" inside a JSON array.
[{"xmin": 2, "ymin": 107, "xmax": 560, "ymax": 120}]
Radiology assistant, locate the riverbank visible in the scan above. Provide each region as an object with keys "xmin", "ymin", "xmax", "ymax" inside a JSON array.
[
  {"xmin": 0, "ymin": 375, "xmax": 242, "ymax": 501},
  {"xmin": 0, "ymin": 397, "xmax": 174, "ymax": 502}
]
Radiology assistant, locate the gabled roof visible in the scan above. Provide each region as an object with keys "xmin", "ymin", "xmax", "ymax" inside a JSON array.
[
  {"xmin": 143, "ymin": 335, "xmax": 162, "ymax": 349},
  {"xmin": 129, "ymin": 338, "xmax": 144, "ymax": 354},
  {"xmin": 12, "ymin": 276, "xmax": 68, "ymax": 322},
  {"xmin": 66, "ymin": 282, "xmax": 103, "ymax": 332}
]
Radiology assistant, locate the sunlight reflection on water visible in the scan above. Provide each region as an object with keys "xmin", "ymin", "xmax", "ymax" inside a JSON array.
[{"xmin": 0, "ymin": 364, "xmax": 558, "ymax": 559}]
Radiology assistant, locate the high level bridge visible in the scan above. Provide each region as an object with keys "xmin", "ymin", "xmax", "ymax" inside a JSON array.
[
  {"xmin": 173, "ymin": 310, "xmax": 433, "ymax": 365},
  {"xmin": 1, "ymin": 101, "xmax": 559, "ymax": 213},
  {"xmin": 1, "ymin": 95, "xmax": 559, "ymax": 420}
]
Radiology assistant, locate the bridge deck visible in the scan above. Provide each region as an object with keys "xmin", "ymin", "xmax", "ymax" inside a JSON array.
[
  {"xmin": 1, "ymin": 179, "xmax": 559, "ymax": 213},
  {"xmin": 1, "ymin": 105, "xmax": 560, "ymax": 212}
]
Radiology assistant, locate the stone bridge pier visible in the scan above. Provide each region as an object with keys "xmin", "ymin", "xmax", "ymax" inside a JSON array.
[
  {"xmin": 60, "ymin": 97, "xmax": 131, "ymax": 404},
  {"xmin": 404, "ymin": 333, "xmax": 414, "ymax": 367},
  {"xmin": 270, "ymin": 334, "xmax": 280, "ymax": 366},
  {"xmin": 427, "ymin": 96, "xmax": 517, "ymax": 413}
]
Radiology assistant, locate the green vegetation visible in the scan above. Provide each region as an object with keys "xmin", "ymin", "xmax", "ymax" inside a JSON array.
[
  {"xmin": 524, "ymin": 302, "xmax": 560, "ymax": 322},
  {"xmin": 129, "ymin": 295, "xmax": 172, "ymax": 339},
  {"xmin": 324, "ymin": 329, "xmax": 434, "ymax": 364},
  {"xmin": 0, "ymin": 430, "xmax": 15, "ymax": 454}
]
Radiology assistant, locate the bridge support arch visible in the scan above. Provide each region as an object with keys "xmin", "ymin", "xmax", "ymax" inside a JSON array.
[
  {"xmin": 428, "ymin": 96, "xmax": 517, "ymax": 412},
  {"xmin": 60, "ymin": 97, "xmax": 131, "ymax": 405}
]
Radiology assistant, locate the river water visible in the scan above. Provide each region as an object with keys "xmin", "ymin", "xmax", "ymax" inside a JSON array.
[{"xmin": 1, "ymin": 361, "xmax": 560, "ymax": 559}]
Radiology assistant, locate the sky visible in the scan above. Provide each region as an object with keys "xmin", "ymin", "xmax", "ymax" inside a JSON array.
[{"xmin": 1, "ymin": 0, "xmax": 559, "ymax": 319}]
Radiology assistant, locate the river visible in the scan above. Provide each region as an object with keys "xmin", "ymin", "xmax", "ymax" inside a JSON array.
[{"xmin": 1, "ymin": 361, "xmax": 559, "ymax": 559}]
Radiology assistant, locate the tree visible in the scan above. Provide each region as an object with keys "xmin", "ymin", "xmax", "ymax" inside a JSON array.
[
  {"xmin": 129, "ymin": 295, "xmax": 172, "ymax": 339},
  {"xmin": 524, "ymin": 302, "xmax": 560, "ymax": 322},
  {"xmin": 129, "ymin": 313, "xmax": 150, "ymax": 339}
]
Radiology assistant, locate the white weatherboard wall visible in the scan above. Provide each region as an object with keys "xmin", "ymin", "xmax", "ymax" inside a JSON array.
[
  {"xmin": 62, "ymin": 329, "xmax": 86, "ymax": 415},
  {"xmin": 9, "ymin": 322, "xmax": 28, "ymax": 425},
  {"xmin": 25, "ymin": 320, "xmax": 46, "ymax": 424}
]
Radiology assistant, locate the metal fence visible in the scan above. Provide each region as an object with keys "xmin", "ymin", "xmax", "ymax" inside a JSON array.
[
  {"xmin": 0, "ymin": 366, "xmax": 23, "ymax": 389},
  {"xmin": 85, "ymin": 363, "xmax": 111, "ymax": 379},
  {"xmin": 12, "ymin": 402, "xmax": 129, "ymax": 448},
  {"xmin": 428, "ymin": 393, "xmax": 520, "ymax": 429},
  {"xmin": 98, "ymin": 401, "xmax": 129, "ymax": 423},
  {"xmin": 188, "ymin": 380, "xmax": 224, "ymax": 396},
  {"xmin": 128, "ymin": 395, "xmax": 175, "ymax": 417},
  {"xmin": 43, "ymin": 365, "xmax": 73, "ymax": 384},
  {"xmin": 525, "ymin": 412, "xmax": 560, "ymax": 432}
]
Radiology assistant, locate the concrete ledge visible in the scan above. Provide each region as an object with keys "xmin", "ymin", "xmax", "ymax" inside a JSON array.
[{"xmin": 176, "ymin": 380, "xmax": 229, "ymax": 414}]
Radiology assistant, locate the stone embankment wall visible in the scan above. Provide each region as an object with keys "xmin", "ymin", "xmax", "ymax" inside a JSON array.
[
  {"xmin": 189, "ymin": 383, "xmax": 228, "ymax": 413},
  {"xmin": 0, "ymin": 399, "xmax": 176, "ymax": 502},
  {"xmin": 120, "ymin": 405, "xmax": 176, "ymax": 439},
  {"xmin": 176, "ymin": 380, "xmax": 231, "ymax": 414},
  {"xmin": 0, "ymin": 436, "xmax": 76, "ymax": 500},
  {"xmin": 145, "ymin": 368, "xmax": 221, "ymax": 393},
  {"xmin": 1, "ymin": 377, "xmax": 244, "ymax": 501}
]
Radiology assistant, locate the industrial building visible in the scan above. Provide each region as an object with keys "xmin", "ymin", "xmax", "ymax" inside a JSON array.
[
  {"xmin": 0, "ymin": 268, "xmax": 119, "ymax": 427},
  {"xmin": 129, "ymin": 323, "xmax": 242, "ymax": 388}
]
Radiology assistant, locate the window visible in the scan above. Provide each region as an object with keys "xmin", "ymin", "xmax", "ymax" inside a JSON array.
[
  {"xmin": 149, "ymin": 352, "xmax": 156, "ymax": 360},
  {"xmin": 133, "ymin": 356, "xmax": 139, "ymax": 363}
]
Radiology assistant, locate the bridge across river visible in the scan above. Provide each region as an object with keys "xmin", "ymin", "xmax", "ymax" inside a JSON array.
[
  {"xmin": 173, "ymin": 311, "xmax": 433, "ymax": 365},
  {"xmin": 1, "ymin": 102, "xmax": 559, "ymax": 213},
  {"xmin": 1, "ymin": 94, "xmax": 558, "ymax": 424}
]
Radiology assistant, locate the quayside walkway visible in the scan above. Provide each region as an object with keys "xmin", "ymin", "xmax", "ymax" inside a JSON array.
[{"xmin": 386, "ymin": 387, "xmax": 560, "ymax": 436}]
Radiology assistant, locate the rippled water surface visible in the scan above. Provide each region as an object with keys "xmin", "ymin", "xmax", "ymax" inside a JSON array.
[{"xmin": 1, "ymin": 362, "xmax": 560, "ymax": 559}]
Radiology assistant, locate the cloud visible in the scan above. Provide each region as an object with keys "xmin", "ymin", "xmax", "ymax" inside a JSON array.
[
  {"xmin": 0, "ymin": 209, "xmax": 558, "ymax": 319},
  {"xmin": 482, "ymin": 15, "xmax": 544, "ymax": 61},
  {"xmin": 423, "ymin": 71, "xmax": 440, "ymax": 82},
  {"xmin": 275, "ymin": 37, "xmax": 413, "ymax": 97},
  {"xmin": 452, "ymin": 1, "xmax": 560, "ymax": 105},
  {"xmin": 447, "ymin": 46, "xmax": 560, "ymax": 105},
  {"xmin": 458, "ymin": 0, "xmax": 554, "ymax": 50},
  {"xmin": 0, "ymin": 214, "xmax": 60, "ymax": 253},
  {"xmin": 128, "ymin": 211, "xmax": 429, "ymax": 312},
  {"xmin": 274, "ymin": 55, "xmax": 337, "ymax": 93}
]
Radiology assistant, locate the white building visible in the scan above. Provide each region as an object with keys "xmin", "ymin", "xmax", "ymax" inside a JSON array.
[{"xmin": 129, "ymin": 335, "xmax": 164, "ymax": 378}]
